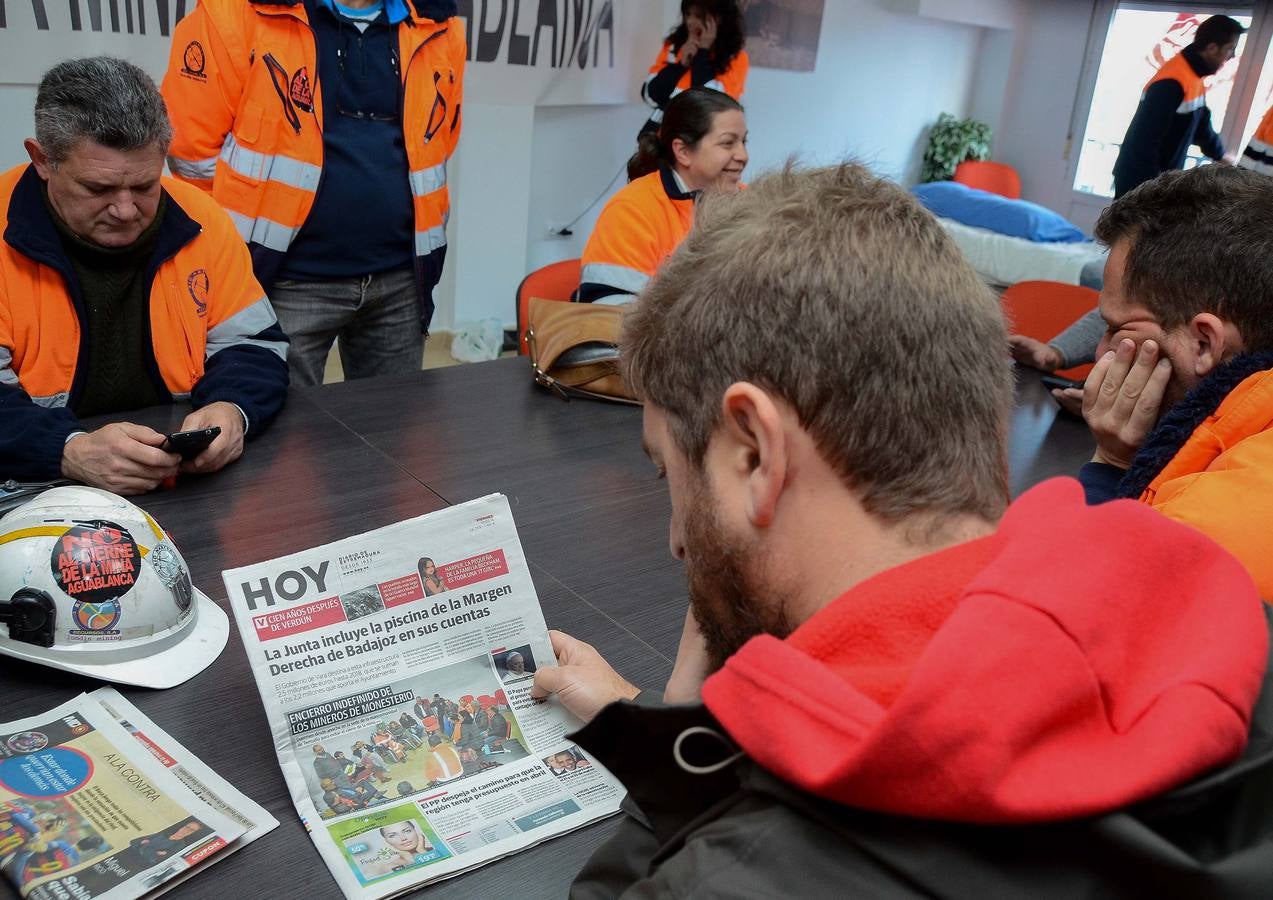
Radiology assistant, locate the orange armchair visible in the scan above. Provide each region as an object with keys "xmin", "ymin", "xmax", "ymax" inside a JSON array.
[
  {"xmin": 516, "ymin": 258, "xmax": 582, "ymax": 355},
  {"xmin": 954, "ymin": 161, "xmax": 1022, "ymax": 200},
  {"xmin": 1001, "ymin": 280, "xmax": 1099, "ymax": 381}
]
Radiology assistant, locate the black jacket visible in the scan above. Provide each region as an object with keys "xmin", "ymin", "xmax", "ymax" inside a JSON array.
[
  {"xmin": 570, "ymin": 608, "xmax": 1273, "ymax": 899},
  {"xmin": 1112, "ymin": 45, "xmax": 1225, "ymax": 196}
]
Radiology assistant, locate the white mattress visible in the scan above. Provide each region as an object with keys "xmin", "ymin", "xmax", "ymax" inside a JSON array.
[{"xmin": 936, "ymin": 217, "xmax": 1107, "ymax": 287}]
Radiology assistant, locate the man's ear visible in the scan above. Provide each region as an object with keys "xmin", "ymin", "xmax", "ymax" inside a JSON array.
[
  {"xmin": 1187, "ymin": 312, "xmax": 1241, "ymax": 378},
  {"xmin": 24, "ymin": 139, "xmax": 52, "ymax": 180},
  {"xmin": 717, "ymin": 383, "xmax": 788, "ymax": 528}
]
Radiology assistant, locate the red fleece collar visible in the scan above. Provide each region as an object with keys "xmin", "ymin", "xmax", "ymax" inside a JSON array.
[
  {"xmin": 788, "ymin": 532, "xmax": 1003, "ymax": 709},
  {"xmin": 701, "ymin": 479, "xmax": 1266, "ymax": 823}
]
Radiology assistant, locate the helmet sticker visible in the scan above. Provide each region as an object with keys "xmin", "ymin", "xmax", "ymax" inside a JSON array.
[
  {"xmin": 150, "ymin": 543, "xmax": 194, "ymax": 613},
  {"xmin": 50, "ymin": 522, "xmax": 140, "ymax": 638}
]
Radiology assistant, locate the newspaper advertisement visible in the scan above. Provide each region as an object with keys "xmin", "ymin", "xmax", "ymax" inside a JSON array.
[
  {"xmin": 221, "ymin": 494, "xmax": 625, "ymax": 899},
  {"xmin": 0, "ymin": 694, "xmax": 246, "ymax": 900}
]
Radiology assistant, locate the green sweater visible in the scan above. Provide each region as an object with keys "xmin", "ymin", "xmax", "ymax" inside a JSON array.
[{"xmin": 46, "ymin": 190, "xmax": 168, "ymax": 417}]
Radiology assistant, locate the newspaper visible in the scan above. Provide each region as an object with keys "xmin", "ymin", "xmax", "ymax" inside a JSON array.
[
  {"xmin": 0, "ymin": 693, "xmax": 254, "ymax": 900},
  {"xmin": 221, "ymin": 494, "xmax": 625, "ymax": 899}
]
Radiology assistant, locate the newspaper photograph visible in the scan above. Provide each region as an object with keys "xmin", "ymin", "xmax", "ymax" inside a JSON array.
[
  {"xmin": 221, "ymin": 494, "xmax": 625, "ymax": 899},
  {"xmin": 0, "ymin": 694, "xmax": 246, "ymax": 900}
]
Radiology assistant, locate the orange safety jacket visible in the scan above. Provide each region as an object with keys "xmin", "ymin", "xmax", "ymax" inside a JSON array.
[
  {"xmin": 1240, "ymin": 105, "xmax": 1273, "ymax": 176},
  {"xmin": 162, "ymin": 0, "xmax": 464, "ymax": 327},
  {"xmin": 644, "ymin": 40, "xmax": 748, "ymax": 102},
  {"xmin": 1138, "ymin": 363, "xmax": 1273, "ymax": 601},
  {"xmin": 0, "ymin": 164, "xmax": 289, "ymax": 482},
  {"xmin": 577, "ymin": 165, "xmax": 697, "ymax": 304},
  {"xmin": 1144, "ymin": 50, "xmax": 1208, "ymax": 113}
]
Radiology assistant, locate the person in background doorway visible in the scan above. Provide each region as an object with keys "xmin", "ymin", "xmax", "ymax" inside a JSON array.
[
  {"xmin": 1112, "ymin": 14, "xmax": 1243, "ymax": 198},
  {"xmin": 641, "ymin": 0, "xmax": 748, "ymax": 136},
  {"xmin": 578, "ymin": 89, "xmax": 746, "ymax": 305}
]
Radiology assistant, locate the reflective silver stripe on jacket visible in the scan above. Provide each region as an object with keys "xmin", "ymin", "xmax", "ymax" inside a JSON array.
[
  {"xmin": 409, "ymin": 163, "xmax": 447, "ymax": 197},
  {"xmin": 31, "ymin": 392, "xmax": 69, "ymax": 408},
  {"xmin": 581, "ymin": 262, "xmax": 649, "ymax": 294},
  {"xmin": 227, "ymin": 210, "xmax": 301, "ymax": 254},
  {"xmin": 168, "ymin": 154, "xmax": 219, "ymax": 181},
  {"xmin": 0, "ymin": 347, "xmax": 17, "ymax": 387},
  {"xmin": 206, "ymin": 297, "xmax": 288, "ymax": 362},
  {"xmin": 414, "ymin": 224, "xmax": 448, "ymax": 256},
  {"xmin": 219, "ymin": 133, "xmax": 321, "ymax": 192}
]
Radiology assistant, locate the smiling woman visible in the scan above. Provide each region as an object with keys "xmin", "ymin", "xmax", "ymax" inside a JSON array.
[{"xmin": 576, "ymin": 88, "xmax": 748, "ymax": 306}]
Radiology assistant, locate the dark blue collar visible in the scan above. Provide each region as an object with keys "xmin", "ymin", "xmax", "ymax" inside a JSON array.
[
  {"xmin": 659, "ymin": 164, "xmax": 699, "ymax": 202},
  {"xmin": 1118, "ymin": 350, "xmax": 1273, "ymax": 500}
]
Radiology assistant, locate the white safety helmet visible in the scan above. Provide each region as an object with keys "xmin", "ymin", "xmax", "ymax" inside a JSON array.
[{"xmin": 0, "ymin": 486, "xmax": 228, "ymax": 688}]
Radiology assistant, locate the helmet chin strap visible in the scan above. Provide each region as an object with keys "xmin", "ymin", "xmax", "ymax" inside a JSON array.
[{"xmin": 0, "ymin": 588, "xmax": 56, "ymax": 648}]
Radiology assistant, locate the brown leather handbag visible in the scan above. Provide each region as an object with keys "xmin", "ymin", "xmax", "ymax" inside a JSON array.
[{"xmin": 525, "ymin": 297, "xmax": 639, "ymax": 405}]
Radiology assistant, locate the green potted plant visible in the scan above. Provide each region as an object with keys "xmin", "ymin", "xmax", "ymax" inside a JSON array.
[{"xmin": 921, "ymin": 113, "xmax": 993, "ymax": 183}]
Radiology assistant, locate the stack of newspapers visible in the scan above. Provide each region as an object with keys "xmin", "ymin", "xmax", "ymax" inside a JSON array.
[{"xmin": 0, "ymin": 689, "xmax": 277, "ymax": 900}]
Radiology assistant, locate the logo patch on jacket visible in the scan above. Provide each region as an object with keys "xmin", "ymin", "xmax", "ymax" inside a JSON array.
[
  {"xmin": 289, "ymin": 67, "xmax": 314, "ymax": 113},
  {"xmin": 181, "ymin": 41, "xmax": 207, "ymax": 81},
  {"xmin": 187, "ymin": 269, "xmax": 209, "ymax": 318}
]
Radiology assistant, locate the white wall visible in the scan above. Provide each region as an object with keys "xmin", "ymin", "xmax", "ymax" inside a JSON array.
[
  {"xmin": 992, "ymin": 0, "xmax": 1098, "ymax": 225},
  {"xmin": 741, "ymin": 0, "xmax": 983, "ymax": 183},
  {"xmin": 0, "ymin": 86, "xmax": 37, "ymax": 169},
  {"xmin": 968, "ymin": 26, "xmax": 1015, "ymax": 140},
  {"xmin": 524, "ymin": 102, "xmax": 652, "ymax": 273}
]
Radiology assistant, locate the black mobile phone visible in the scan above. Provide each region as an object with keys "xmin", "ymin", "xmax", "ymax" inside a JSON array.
[
  {"xmin": 164, "ymin": 427, "xmax": 221, "ymax": 459},
  {"xmin": 1039, "ymin": 374, "xmax": 1085, "ymax": 392}
]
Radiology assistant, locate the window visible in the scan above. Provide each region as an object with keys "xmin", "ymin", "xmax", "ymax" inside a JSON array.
[{"xmin": 1072, "ymin": 7, "xmax": 1253, "ymax": 198}]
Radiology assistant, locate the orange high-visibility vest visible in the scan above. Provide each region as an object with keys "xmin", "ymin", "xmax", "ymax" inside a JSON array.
[
  {"xmin": 162, "ymin": 0, "xmax": 464, "ymax": 324},
  {"xmin": 1143, "ymin": 51, "xmax": 1208, "ymax": 115},
  {"xmin": 1139, "ymin": 367, "xmax": 1273, "ymax": 600},
  {"xmin": 645, "ymin": 40, "xmax": 748, "ymax": 102},
  {"xmin": 0, "ymin": 165, "xmax": 285, "ymax": 411},
  {"xmin": 578, "ymin": 166, "xmax": 696, "ymax": 304},
  {"xmin": 1240, "ymin": 105, "xmax": 1273, "ymax": 176}
]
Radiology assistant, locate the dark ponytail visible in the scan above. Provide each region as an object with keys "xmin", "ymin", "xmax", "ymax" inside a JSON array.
[{"xmin": 627, "ymin": 87, "xmax": 744, "ymax": 181}]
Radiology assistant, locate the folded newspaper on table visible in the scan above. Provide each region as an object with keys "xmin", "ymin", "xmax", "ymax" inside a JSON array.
[
  {"xmin": 0, "ymin": 688, "xmax": 277, "ymax": 900},
  {"xmin": 221, "ymin": 494, "xmax": 625, "ymax": 899}
]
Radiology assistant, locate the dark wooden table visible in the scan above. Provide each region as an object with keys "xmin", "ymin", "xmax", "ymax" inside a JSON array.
[{"xmin": 3, "ymin": 357, "xmax": 1090, "ymax": 899}]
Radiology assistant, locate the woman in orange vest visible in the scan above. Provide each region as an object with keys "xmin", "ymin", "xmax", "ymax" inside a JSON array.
[
  {"xmin": 579, "ymin": 89, "xmax": 747, "ymax": 304},
  {"xmin": 641, "ymin": 0, "xmax": 748, "ymax": 135}
]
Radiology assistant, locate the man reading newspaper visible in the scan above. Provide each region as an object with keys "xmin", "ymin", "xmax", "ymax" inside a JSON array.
[{"xmin": 530, "ymin": 165, "xmax": 1273, "ymax": 898}]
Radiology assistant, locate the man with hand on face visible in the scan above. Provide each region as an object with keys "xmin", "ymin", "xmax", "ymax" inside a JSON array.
[
  {"xmin": 1078, "ymin": 164, "xmax": 1273, "ymax": 599},
  {"xmin": 0, "ymin": 57, "xmax": 288, "ymax": 494},
  {"xmin": 531, "ymin": 164, "xmax": 1273, "ymax": 897}
]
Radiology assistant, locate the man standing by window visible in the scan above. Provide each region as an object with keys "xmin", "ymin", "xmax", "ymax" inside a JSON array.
[
  {"xmin": 1111, "ymin": 14, "xmax": 1242, "ymax": 198},
  {"xmin": 163, "ymin": 0, "xmax": 464, "ymax": 386}
]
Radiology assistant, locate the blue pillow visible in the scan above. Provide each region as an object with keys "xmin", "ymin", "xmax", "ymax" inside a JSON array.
[{"xmin": 911, "ymin": 181, "xmax": 1088, "ymax": 244}]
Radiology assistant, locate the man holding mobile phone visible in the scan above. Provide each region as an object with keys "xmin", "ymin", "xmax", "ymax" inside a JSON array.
[{"xmin": 1, "ymin": 59, "xmax": 289, "ymax": 494}]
